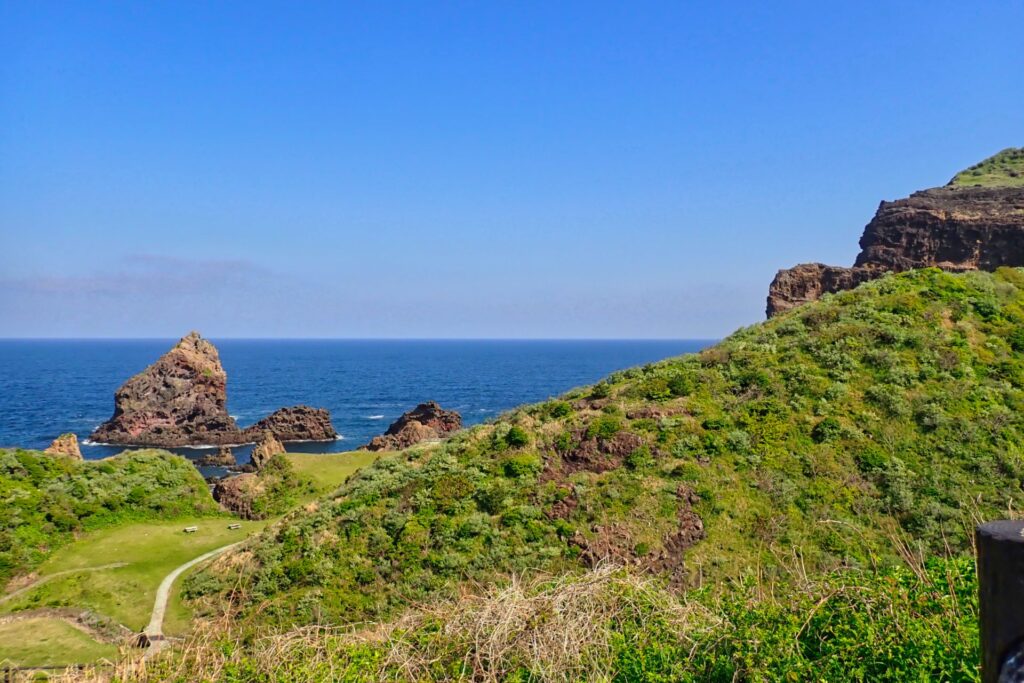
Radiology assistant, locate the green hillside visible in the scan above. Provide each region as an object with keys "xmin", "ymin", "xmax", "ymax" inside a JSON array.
[
  {"xmin": 186, "ymin": 268, "xmax": 1024, "ymax": 631},
  {"xmin": 948, "ymin": 147, "xmax": 1024, "ymax": 187},
  {"xmin": 0, "ymin": 448, "xmax": 220, "ymax": 583}
]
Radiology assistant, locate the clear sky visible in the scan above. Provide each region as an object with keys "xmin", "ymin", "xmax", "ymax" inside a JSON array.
[{"xmin": 1, "ymin": 1, "xmax": 1021, "ymax": 338}]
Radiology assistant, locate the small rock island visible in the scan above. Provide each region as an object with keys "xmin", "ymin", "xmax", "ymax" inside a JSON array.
[{"xmin": 89, "ymin": 331, "xmax": 338, "ymax": 447}]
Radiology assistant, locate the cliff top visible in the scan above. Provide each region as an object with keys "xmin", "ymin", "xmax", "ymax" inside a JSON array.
[{"xmin": 948, "ymin": 147, "xmax": 1024, "ymax": 187}]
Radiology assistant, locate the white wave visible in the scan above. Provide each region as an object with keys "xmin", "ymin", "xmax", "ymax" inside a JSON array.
[{"xmin": 367, "ymin": 415, "xmax": 385, "ymax": 420}]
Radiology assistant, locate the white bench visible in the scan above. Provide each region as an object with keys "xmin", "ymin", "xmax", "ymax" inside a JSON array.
[{"xmin": 183, "ymin": 526, "xmax": 198, "ymax": 533}]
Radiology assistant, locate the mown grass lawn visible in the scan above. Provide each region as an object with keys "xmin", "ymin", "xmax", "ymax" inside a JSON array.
[
  {"xmin": 0, "ymin": 616, "xmax": 119, "ymax": 667},
  {"xmin": 0, "ymin": 518, "xmax": 268, "ymax": 632}
]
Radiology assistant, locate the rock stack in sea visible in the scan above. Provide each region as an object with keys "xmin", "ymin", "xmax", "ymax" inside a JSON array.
[
  {"xmin": 364, "ymin": 401, "xmax": 462, "ymax": 451},
  {"xmin": 89, "ymin": 332, "xmax": 338, "ymax": 448},
  {"xmin": 767, "ymin": 148, "xmax": 1024, "ymax": 316}
]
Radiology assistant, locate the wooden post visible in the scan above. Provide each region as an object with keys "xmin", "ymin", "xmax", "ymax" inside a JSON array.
[{"xmin": 977, "ymin": 520, "xmax": 1024, "ymax": 682}]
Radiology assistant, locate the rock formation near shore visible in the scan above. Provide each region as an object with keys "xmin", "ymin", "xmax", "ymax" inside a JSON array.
[
  {"xmin": 44, "ymin": 433, "xmax": 82, "ymax": 459},
  {"xmin": 89, "ymin": 332, "xmax": 339, "ymax": 447},
  {"xmin": 195, "ymin": 446, "xmax": 236, "ymax": 467},
  {"xmin": 213, "ymin": 474, "xmax": 262, "ymax": 519},
  {"xmin": 90, "ymin": 332, "xmax": 241, "ymax": 447},
  {"xmin": 249, "ymin": 430, "xmax": 285, "ymax": 470},
  {"xmin": 364, "ymin": 402, "xmax": 462, "ymax": 451},
  {"xmin": 243, "ymin": 406, "xmax": 337, "ymax": 442},
  {"xmin": 767, "ymin": 148, "xmax": 1024, "ymax": 317}
]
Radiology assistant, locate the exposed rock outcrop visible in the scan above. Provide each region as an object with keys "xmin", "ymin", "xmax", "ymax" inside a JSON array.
[
  {"xmin": 44, "ymin": 433, "xmax": 82, "ymax": 459},
  {"xmin": 242, "ymin": 406, "xmax": 337, "ymax": 442},
  {"xmin": 195, "ymin": 447, "xmax": 236, "ymax": 467},
  {"xmin": 768, "ymin": 149, "xmax": 1024, "ymax": 316},
  {"xmin": 89, "ymin": 332, "xmax": 338, "ymax": 448},
  {"xmin": 363, "ymin": 401, "xmax": 462, "ymax": 451},
  {"xmin": 213, "ymin": 474, "xmax": 262, "ymax": 519},
  {"xmin": 249, "ymin": 430, "xmax": 285, "ymax": 470},
  {"xmin": 89, "ymin": 332, "xmax": 242, "ymax": 447}
]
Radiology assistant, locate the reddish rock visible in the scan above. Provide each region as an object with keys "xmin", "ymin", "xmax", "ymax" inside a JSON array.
[
  {"xmin": 363, "ymin": 402, "xmax": 462, "ymax": 451},
  {"xmin": 195, "ymin": 446, "xmax": 236, "ymax": 468},
  {"xmin": 249, "ymin": 430, "xmax": 285, "ymax": 470},
  {"xmin": 44, "ymin": 433, "xmax": 82, "ymax": 460},
  {"xmin": 213, "ymin": 473, "xmax": 263, "ymax": 519},
  {"xmin": 89, "ymin": 332, "xmax": 242, "ymax": 447},
  {"xmin": 243, "ymin": 406, "xmax": 337, "ymax": 442}
]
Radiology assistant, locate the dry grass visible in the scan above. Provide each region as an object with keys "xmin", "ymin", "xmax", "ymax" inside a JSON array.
[{"xmin": 59, "ymin": 564, "xmax": 714, "ymax": 683}]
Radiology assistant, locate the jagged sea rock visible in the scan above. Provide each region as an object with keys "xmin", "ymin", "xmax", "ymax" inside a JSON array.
[
  {"xmin": 89, "ymin": 331, "xmax": 243, "ymax": 447},
  {"xmin": 243, "ymin": 406, "xmax": 337, "ymax": 442},
  {"xmin": 249, "ymin": 430, "xmax": 285, "ymax": 470},
  {"xmin": 363, "ymin": 401, "xmax": 462, "ymax": 452},
  {"xmin": 195, "ymin": 446, "xmax": 236, "ymax": 467},
  {"xmin": 44, "ymin": 433, "xmax": 82, "ymax": 459},
  {"xmin": 767, "ymin": 149, "xmax": 1024, "ymax": 316}
]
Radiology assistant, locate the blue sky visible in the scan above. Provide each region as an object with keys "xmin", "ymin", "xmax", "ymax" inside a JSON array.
[{"xmin": 1, "ymin": 1, "xmax": 1021, "ymax": 338}]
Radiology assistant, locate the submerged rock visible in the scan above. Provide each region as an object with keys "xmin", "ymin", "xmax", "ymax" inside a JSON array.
[
  {"xmin": 44, "ymin": 433, "xmax": 82, "ymax": 459},
  {"xmin": 249, "ymin": 430, "xmax": 285, "ymax": 470},
  {"xmin": 89, "ymin": 332, "xmax": 242, "ymax": 447},
  {"xmin": 242, "ymin": 406, "xmax": 337, "ymax": 442},
  {"xmin": 364, "ymin": 401, "xmax": 462, "ymax": 451},
  {"xmin": 767, "ymin": 148, "xmax": 1024, "ymax": 316}
]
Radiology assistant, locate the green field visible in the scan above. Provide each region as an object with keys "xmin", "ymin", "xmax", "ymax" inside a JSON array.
[
  {"xmin": 286, "ymin": 450, "xmax": 381, "ymax": 497},
  {"xmin": 0, "ymin": 518, "xmax": 268, "ymax": 632},
  {"xmin": 949, "ymin": 146, "xmax": 1024, "ymax": 187},
  {"xmin": 0, "ymin": 616, "xmax": 119, "ymax": 667}
]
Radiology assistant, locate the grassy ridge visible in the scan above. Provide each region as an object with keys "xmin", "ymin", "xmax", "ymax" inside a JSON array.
[
  {"xmin": 949, "ymin": 147, "xmax": 1024, "ymax": 187},
  {"xmin": 0, "ymin": 449, "xmax": 221, "ymax": 584},
  {"xmin": 188, "ymin": 268, "xmax": 1024, "ymax": 630}
]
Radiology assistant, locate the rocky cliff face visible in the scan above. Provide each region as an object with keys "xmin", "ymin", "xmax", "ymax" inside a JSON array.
[
  {"xmin": 767, "ymin": 149, "xmax": 1024, "ymax": 316},
  {"xmin": 243, "ymin": 406, "xmax": 337, "ymax": 442},
  {"xmin": 364, "ymin": 401, "xmax": 462, "ymax": 451},
  {"xmin": 90, "ymin": 332, "xmax": 241, "ymax": 447},
  {"xmin": 249, "ymin": 430, "xmax": 285, "ymax": 470}
]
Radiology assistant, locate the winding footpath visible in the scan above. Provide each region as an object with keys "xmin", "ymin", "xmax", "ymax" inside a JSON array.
[{"xmin": 144, "ymin": 542, "xmax": 240, "ymax": 656}]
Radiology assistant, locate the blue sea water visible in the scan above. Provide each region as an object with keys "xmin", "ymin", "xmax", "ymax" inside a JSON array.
[{"xmin": 0, "ymin": 339, "xmax": 711, "ymax": 467}]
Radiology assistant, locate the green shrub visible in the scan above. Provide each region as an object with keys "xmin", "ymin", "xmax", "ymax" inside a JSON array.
[{"xmin": 504, "ymin": 425, "xmax": 530, "ymax": 448}]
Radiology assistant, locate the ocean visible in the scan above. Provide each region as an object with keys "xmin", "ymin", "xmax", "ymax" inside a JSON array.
[{"xmin": 0, "ymin": 339, "xmax": 711, "ymax": 466}]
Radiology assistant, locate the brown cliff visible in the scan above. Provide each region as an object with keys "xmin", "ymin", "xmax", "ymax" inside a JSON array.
[
  {"xmin": 767, "ymin": 148, "xmax": 1024, "ymax": 316},
  {"xmin": 44, "ymin": 433, "xmax": 83, "ymax": 459}
]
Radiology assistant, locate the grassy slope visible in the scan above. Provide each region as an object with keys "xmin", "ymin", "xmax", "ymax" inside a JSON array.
[
  {"xmin": 189, "ymin": 268, "xmax": 1024, "ymax": 629},
  {"xmin": 948, "ymin": 147, "xmax": 1024, "ymax": 187},
  {"xmin": 0, "ymin": 617, "xmax": 118, "ymax": 667}
]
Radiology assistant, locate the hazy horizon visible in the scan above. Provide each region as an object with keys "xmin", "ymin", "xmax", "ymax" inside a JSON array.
[{"xmin": 3, "ymin": 2, "xmax": 1022, "ymax": 338}]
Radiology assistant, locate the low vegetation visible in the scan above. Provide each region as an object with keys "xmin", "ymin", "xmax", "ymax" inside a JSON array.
[
  {"xmin": 949, "ymin": 147, "xmax": 1024, "ymax": 187},
  {"xmin": 184, "ymin": 268, "xmax": 1024, "ymax": 641},
  {"xmin": 91, "ymin": 555, "xmax": 978, "ymax": 682},
  {"xmin": 0, "ymin": 449, "xmax": 220, "ymax": 584}
]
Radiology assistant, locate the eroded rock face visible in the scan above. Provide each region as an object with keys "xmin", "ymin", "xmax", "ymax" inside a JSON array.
[
  {"xmin": 364, "ymin": 401, "xmax": 462, "ymax": 451},
  {"xmin": 242, "ymin": 406, "xmax": 337, "ymax": 442},
  {"xmin": 44, "ymin": 433, "xmax": 82, "ymax": 459},
  {"xmin": 90, "ymin": 332, "xmax": 242, "ymax": 447},
  {"xmin": 249, "ymin": 430, "xmax": 285, "ymax": 470},
  {"xmin": 768, "ymin": 174, "xmax": 1024, "ymax": 317},
  {"xmin": 213, "ymin": 473, "xmax": 262, "ymax": 519}
]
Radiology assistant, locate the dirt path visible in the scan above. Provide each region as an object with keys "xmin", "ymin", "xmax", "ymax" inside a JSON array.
[
  {"xmin": 144, "ymin": 542, "xmax": 239, "ymax": 655},
  {"xmin": 0, "ymin": 563, "xmax": 128, "ymax": 606}
]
